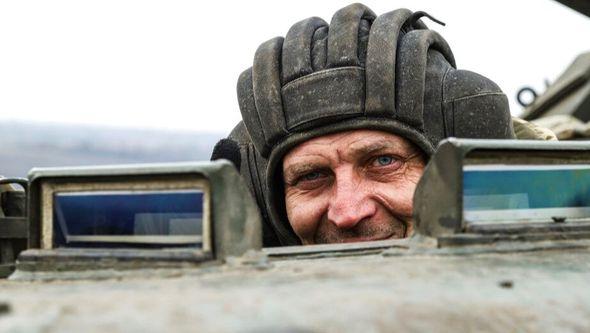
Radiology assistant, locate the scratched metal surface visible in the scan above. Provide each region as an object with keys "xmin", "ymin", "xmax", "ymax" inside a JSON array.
[{"xmin": 0, "ymin": 248, "xmax": 589, "ymax": 333}]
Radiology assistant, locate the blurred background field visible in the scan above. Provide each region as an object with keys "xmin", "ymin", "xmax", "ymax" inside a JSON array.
[{"xmin": 0, "ymin": 121, "xmax": 220, "ymax": 177}]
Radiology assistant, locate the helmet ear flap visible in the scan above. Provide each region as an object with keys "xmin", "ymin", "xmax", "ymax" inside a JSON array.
[
  {"xmin": 442, "ymin": 69, "xmax": 515, "ymax": 139},
  {"xmin": 210, "ymin": 122, "xmax": 284, "ymax": 247}
]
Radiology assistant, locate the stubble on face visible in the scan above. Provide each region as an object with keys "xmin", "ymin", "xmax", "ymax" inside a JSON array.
[{"xmin": 282, "ymin": 130, "xmax": 425, "ymax": 245}]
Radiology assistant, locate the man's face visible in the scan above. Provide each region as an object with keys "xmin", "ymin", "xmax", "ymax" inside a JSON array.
[{"xmin": 282, "ymin": 130, "xmax": 425, "ymax": 245}]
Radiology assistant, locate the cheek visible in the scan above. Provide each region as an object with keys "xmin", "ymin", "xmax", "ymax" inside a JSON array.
[
  {"xmin": 285, "ymin": 190, "xmax": 328, "ymax": 243},
  {"xmin": 371, "ymin": 166, "xmax": 424, "ymax": 216}
]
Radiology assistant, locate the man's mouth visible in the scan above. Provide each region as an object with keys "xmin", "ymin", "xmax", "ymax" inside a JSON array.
[
  {"xmin": 313, "ymin": 215, "xmax": 410, "ymax": 244},
  {"xmin": 339, "ymin": 232, "xmax": 397, "ymax": 243}
]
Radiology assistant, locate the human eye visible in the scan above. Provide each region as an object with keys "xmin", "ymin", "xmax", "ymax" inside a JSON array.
[
  {"xmin": 370, "ymin": 155, "xmax": 401, "ymax": 168},
  {"xmin": 302, "ymin": 171, "xmax": 323, "ymax": 181},
  {"xmin": 291, "ymin": 169, "xmax": 330, "ymax": 190}
]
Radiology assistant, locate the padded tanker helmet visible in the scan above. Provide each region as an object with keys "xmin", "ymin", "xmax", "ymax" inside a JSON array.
[{"xmin": 214, "ymin": 3, "xmax": 515, "ymax": 246}]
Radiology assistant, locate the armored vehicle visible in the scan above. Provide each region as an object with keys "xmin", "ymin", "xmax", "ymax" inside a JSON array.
[
  {"xmin": 1, "ymin": 1, "xmax": 590, "ymax": 332},
  {"xmin": 517, "ymin": 0, "xmax": 590, "ymax": 140},
  {"xmin": 0, "ymin": 139, "xmax": 590, "ymax": 332}
]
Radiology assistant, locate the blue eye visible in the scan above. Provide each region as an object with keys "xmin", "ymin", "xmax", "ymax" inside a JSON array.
[
  {"xmin": 376, "ymin": 156, "xmax": 394, "ymax": 166},
  {"xmin": 303, "ymin": 172, "xmax": 322, "ymax": 181}
]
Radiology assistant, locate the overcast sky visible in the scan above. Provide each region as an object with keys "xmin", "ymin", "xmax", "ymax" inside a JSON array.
[{"xmin": 0, "ymin": 0, "xmax": 588, "ymax": 133}]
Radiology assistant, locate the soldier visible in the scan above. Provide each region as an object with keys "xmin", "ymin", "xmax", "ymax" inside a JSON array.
[{"xmin": 212, "ymin": 3, "xmax": 546, "ymax": 246}]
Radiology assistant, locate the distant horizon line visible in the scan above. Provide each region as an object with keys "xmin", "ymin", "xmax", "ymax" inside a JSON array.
[{"xmin": 0, "ymin": 118, "xmax": 226, "ymax": 135}]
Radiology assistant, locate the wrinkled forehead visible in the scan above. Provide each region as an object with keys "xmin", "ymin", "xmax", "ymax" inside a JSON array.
[{"xmin": 283, "ymin": 129, "xmax": 422, "ymax": 166}]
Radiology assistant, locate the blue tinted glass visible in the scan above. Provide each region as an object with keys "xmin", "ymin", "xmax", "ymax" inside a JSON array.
[
  {"xmin": 53, "ymin": 190, "xmax": 204, "ymax": 248},
  {"xmin": 463, "ymin": 165, "xmax": 590, "ymax": 222}
]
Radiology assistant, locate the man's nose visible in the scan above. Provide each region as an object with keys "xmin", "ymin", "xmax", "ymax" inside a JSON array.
[{"xmin": 327, "ymin": 171, "xmax": 376, "ymax": 229}]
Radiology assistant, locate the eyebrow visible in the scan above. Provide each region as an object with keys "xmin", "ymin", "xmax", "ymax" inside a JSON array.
[
  {"xmin": 347, "ymin": 141, "xmax": 401, "ymax": 158},
  {"xmin": 282, "ymin": 139, "xmax": 421, "ymax": 184}
]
